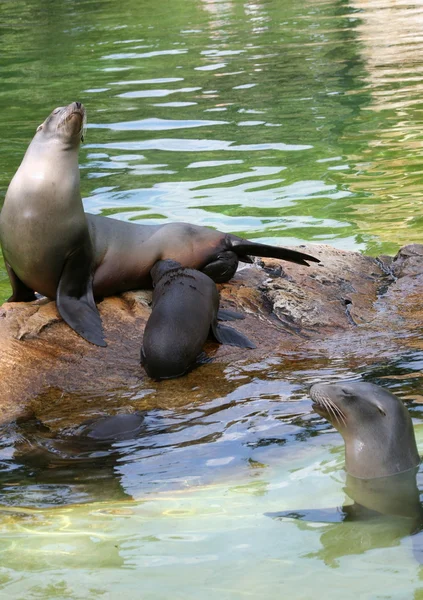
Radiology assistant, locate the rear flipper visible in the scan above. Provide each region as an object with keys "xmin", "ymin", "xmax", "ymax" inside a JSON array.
[
  {"xmin": 202, "ymin": 250, "xmax": 243, "ymax": 283},
  {"xmin": 217, "ymin": 308, "xmax": 245, "ymax": 321},
  {"xmin": 229, "ymin": 236, "xmax": 320, "ymax": 266},
  {"xmin": 5, "ymin": 263, "xmax": 36, "ymax": 302},
  {"xmin": 211, "ymin": 321, "xmax": 256, "ymax": 349},
  {"xmin": 56, "ymin": 244, "xmax": 106, "ymax": 347}
]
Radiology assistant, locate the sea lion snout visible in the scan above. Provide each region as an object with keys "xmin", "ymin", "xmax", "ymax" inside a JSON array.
[{"xmin": 309, "ymin": 383, "xmax": 348, "ymax": 427}]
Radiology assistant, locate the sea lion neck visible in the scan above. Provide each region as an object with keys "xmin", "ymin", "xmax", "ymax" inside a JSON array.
[{"xmin": 29, "ymin": 129, "xmax": 81, "ymax": 154}]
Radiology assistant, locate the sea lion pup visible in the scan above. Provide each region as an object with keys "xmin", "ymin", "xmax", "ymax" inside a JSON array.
[
  {"xmin": 0, "ymin": 102, "xmax": 106, "ymax": 347},
  {"xmin": 78, "ymin": 411, "xmax": 147, "ymax": 442},
  {"xmin": 297, "ymin": 382, "xmax": 421, "ymax": 524},
  {"xmin": 0, "ymin": 103, "xmax": 320, "ymax": 346},
  {"xmin": 141, "ymin": 260, "xmax": 256, "ymax": 380}
]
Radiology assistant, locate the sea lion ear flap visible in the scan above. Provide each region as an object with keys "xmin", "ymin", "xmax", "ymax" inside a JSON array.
[{"xmin": 36, "ymin": 124, "xmax": 43, "ymax": 132}]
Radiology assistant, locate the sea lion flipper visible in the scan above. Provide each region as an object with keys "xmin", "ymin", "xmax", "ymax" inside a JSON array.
[
  {"xmin": 212, "ymin": 322, "xmax": 256, "ymax": 349},
  {"xmin": 265, "ymin": 503, "xmax": 392, "ymax": 524},
  {"xmin": 265, "ymin": 507, "xmax": 352, "ymax": 524},
  {"xmin": 202, "ymin": 250, "xmax": 240, "ymax": 283},
  {"xmin": 217, "ymin": 308, "xmax": 245, "ymax": 321},
  {"xmin": 56, "ymin": 248, "xmax": 106, "ymax": 347},
  {"xmin": 5, "ymin": 263, "xmax": 36, "ymax": 302}
]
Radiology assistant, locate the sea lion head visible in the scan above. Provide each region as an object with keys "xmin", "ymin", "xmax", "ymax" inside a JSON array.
[
  {"xmin": 310, "ymin": 381, "xmax": 420, "ymax": 479},
  {"xmin": 35, "ymin": 101, "xmax": 86, "ymax": 146}
]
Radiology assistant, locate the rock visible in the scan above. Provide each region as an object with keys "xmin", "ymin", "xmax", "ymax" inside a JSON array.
[{"xmin": 0, "ymin": 243, "xmax": 422, "ymax": 430}]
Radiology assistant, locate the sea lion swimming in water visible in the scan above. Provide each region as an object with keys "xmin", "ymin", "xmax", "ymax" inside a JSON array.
[
  {"xmin": 310, "ymin": 381, "xmax": 421, "ymax": 519},
  {"xmin": 310, "ymin": 381, "xmax": 420, "ymax": 481},
  {"xmin": 0, "ymin": 103, "xmax": 320, "ymax": 346},
  {"xmin": 267, "ymin": 381, "xmax": 423, "ymax": 563},
  {"xmin": 141, "ymin": 259, "xmax": 256, "ymax": 380},
  {"xmin": 268, "ymin": 383, "xmax": 423, "ymax": 537}
]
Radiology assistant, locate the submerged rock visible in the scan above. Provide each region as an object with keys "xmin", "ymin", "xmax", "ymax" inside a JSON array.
[{"xmin": 0, "ymin": 243, "xmax": 422, "ymax": 429}]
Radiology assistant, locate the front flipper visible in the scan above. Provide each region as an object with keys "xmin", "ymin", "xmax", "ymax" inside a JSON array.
[
  {"xmin": 5, "ymin": 262, "xmax": 36, "ymax": 302},
  {"xmin": 217, "ymin": 308, "xmax": 245, "ymax": 321},
  {"xmin": 265, "ymin": 504, "xmax": 382, "ymax": 524},
  {"xmin": 211, "ymin": 321, "xmax": 256, "ymax": 349},
  {"xmin": 56, "ymin": 245, "xmax": 106, "ymax": 347},
  {"xmin": 202, "ymin": 250, "xmax": 241, "ymax": 283}
]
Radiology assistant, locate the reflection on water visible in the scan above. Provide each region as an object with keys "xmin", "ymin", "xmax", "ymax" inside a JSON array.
[
  {"xmin": 0, "ymin": 357, "xmax": 423, "ymax": 597},
  {"xmin": 1, "ymin": 0, "xmax": 423, "ymax": 596}
]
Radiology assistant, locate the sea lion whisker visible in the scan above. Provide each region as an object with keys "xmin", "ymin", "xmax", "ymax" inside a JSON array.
[
  {"xmin": 81, "ymin": 111, "xmax": 87, "ymax": 141},
  {"xmin": 328, "ymin": 399, "xmax": 347, "ymax": 426},
  {"xmin": 322, "ymin": 397, "xmax": 345, "ymax": 426},
  {"xmin": 325, "ymin": 398, "xmax": 343, "ymax": 420},
  {"xmin": 320, "ymin": 398, "xmax": 336, "ymax": 422},
  {"xmin": 332, "ymin": 402, "xmax": 347, "ymax": 426}
]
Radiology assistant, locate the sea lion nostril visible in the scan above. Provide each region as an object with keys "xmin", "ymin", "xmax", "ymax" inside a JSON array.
[{"xmin": 75, "ymin": 102, "xmax": 82, "ymax": 109}]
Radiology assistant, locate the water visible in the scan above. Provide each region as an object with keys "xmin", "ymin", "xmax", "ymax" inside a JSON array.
[{"xmin": 1, "ymin": 0, "xmax": 423, "ymax": 597}]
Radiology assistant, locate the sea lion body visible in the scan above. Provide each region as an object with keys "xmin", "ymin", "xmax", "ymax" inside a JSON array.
[
  {"xmin": 309, "ymin": 381, "xmax": 422, "ymax": 521},
  {"xmin": 141, "ymin": 260, "xmax": 255, "ymax": 380},
  {"xmin": 88, "ymin": 216, "xmax": 239, "ymax": 296},
  {"xmin": 0, "ymin": 102, "xmax": 106, "ymax": 346},
  {"xmin": 1, "ymin": 137, "xmax": 86, "ymax": 299},
  {"xmin": 267, "ymin": 382, "xmax": 423, "ymax": 563}
]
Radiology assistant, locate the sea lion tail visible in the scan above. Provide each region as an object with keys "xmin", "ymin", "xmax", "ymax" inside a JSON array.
[{"xmin": 228, "ymin": 235, "xmax": 320, "ymax": 266}]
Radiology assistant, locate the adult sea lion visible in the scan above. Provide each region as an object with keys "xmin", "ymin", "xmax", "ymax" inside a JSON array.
[
  {"xmin": 0, "ymin": 102, "xmax": 106, "ymax": 347},
  {"xmin": 267, "ymin": 381, "xmax": 423, "ymax": 563},
  {"xmin": 141, "ymin": 260, "xmax": 256, "ymax": 380},
  {"xmin": 0, "ymin": 103, "xmax": 320, "ymax": 346},
  {"xmin": 269, "ymin": 381, "xmax": 422, "ymax": 520},
  {"xmin": 310, "ymin": 381, "xmax": 420, "ymax": 481},
  {"xmin": 310, "ymin": 381, "xmax": 421, "ymax": 519}
]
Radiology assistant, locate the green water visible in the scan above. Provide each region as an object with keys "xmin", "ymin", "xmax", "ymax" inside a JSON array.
[{"xmin": 2, "ymin": 0, "xmax": 423, "ymax": 597}]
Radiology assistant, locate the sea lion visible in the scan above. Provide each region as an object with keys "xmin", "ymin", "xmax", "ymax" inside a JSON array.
[
  {"xmin": 310, "ymin": 381, "xmax": 420, "ymax": 481},
  {"xmin": 266, "ymin": 381, "xmax": 423, "ymax": 564},
  {"xmin": 0, "ymin": 103, "xmax": 320, "ymax": 346},
  {"xmin": 78, "ymin": 411, "xmax": 147, "ymax": 442},
  {"xmin": 268, "ymin": 381, "xmax": 422, "ymax": 522},
  {"xmin": 87, "ymin": 214, "xmax": 320, "ymax": 298},
  {"xmin": 141, "ymin": 260, "xmax": 256, "ymax": 380},
  {"xmin": 0, "ymin": 102, "xmax": 106, "ymax": 347}
]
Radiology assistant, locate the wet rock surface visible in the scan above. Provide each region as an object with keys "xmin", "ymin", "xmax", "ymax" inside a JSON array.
[{"xmin": 0, "ymin": 243, "xmax": 422, "ymax": 428}]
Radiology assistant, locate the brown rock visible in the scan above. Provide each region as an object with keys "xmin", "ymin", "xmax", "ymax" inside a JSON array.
[{"xmin": 0, "ymin": 243, "xmax": 422, "ymax": 430}]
